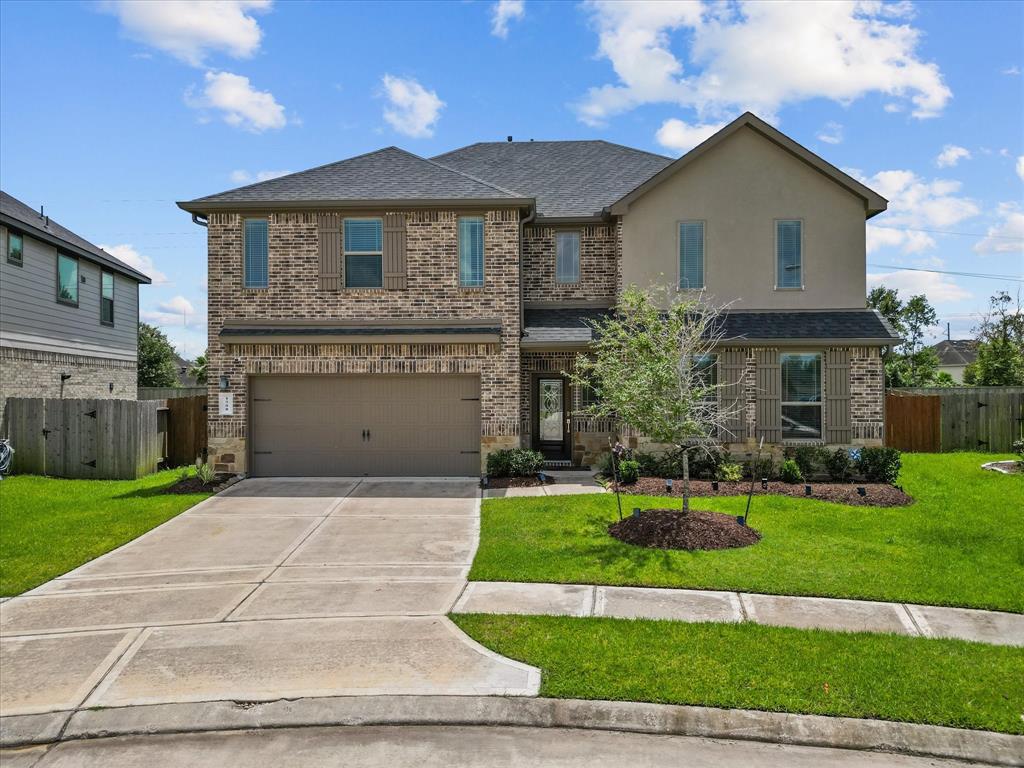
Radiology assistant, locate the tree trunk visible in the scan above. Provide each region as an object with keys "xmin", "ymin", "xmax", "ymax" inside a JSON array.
[{"xmin": 681, "ymin": 448, "xmax": 690, "ymax": 515}]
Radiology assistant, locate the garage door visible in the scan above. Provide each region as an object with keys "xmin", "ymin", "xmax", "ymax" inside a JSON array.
[{"xmin": 249, "ymin": 375, "xmax": 481, "ymax": 477}]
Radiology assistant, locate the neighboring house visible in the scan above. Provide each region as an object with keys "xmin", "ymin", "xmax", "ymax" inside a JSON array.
[
  {"xmin": 0, "ymin": 191, "xmax": 150, "ymax": 415},
  {"xmin": 179, "ymin": 112, "xmax": 899, "ymax": 477},
  {"xmin": 173, "ymin": 353, "xmax": 199, "ymax": 387},
  {"xmin": 929, "ymin": 340, "xmax": 978, "ymax": 383}
]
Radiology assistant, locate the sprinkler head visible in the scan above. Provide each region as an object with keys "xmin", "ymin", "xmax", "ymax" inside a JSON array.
[
  {"xmin": 805, "ymin": 485, "xmax": 812, "ymax": 496},
  {"xmin": 857, "ymin": 486, "xmax": 866, "ymax": 497}
]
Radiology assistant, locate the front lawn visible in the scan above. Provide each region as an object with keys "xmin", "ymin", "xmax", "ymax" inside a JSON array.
[
  {"xmin": 471, "ymin": 453, "xmax": 1024, "ymax": 612},
  {"xmin": 0, "ymin": 471, "xmax": 211, "ymax": 595},
  {"xmin": 453, "ymin": 614, "xmax": 1024, "ymax": 734}
]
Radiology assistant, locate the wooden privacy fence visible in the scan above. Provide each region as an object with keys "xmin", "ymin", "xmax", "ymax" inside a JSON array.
[
  {"xmin": 3, "ymin": 395, "xmax": 208, "ymax": 479},
  {"xmin": 886, "ymin": 387, "xmax": 1024, "ymax": 453}
]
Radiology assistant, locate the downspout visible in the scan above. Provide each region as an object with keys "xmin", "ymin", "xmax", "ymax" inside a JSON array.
[
  {"xmin": 191, "ymin": 213, "xmax": 208, "ymax": 228},
  {"xmin": 518, "ymin": 205, "xmax": 536, "ymax": 338}
]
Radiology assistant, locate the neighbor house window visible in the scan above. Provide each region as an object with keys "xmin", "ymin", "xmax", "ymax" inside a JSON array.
[
  {"xmin": 459, "ymin": 216, "xmax": 484, "ymax": 287},
  {"xmin": 57, "ymin": 253, "xmax": 78, "ymax": 305},
  {"xmin": 100, "ymin": 269, "xmax": 115, "ymax": 326},
  {"xmin": 243, "ymin": 218, "xmax": 269, "ymax": 288},
  {"xmin": 7, "ymin": 231, "xmax": 23, "ymax": 266},
  {"xmin": 679, "ymin": 221, "xmax": 704, "ymax": 289},
  {"xmin": 776, "ymin": 219, "xmax": 802, "ymax": 288},
  {"xmin": 555, "ymin": 231, "xmax": 580, "ymax": 284},
  {"xmin": 343, "ymin": 218, "xmax": 383, "ymax": 288},
  {"xmin": 781, "ymin": 352, "xmax": 822, "ymax": 439}
]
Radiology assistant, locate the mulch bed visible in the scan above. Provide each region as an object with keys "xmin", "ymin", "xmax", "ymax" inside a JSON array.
[
  {"xmin": 609, "ymin": 509, "xmax": 761, "ymax": 551},
  {"xmin": 486, "ymin": 475, "xmax": 556, "ymax": 489},
  {"xmin": 614, "ymin": 477, "xmax": 913, "ymax": 507},
  {"xmin": 163, "ymin": 474, "xmax": 233, "ymax": 494}
]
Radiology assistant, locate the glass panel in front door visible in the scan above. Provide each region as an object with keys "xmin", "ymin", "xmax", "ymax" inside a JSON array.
[{"xmin": 539, "ymin": 378, "xmax": 564, "ymax": 442}]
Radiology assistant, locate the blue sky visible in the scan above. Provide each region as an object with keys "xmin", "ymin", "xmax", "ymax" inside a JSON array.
[{"xmin": 1, "ymin": 0, "xmax": 1021, "ymax": 358}]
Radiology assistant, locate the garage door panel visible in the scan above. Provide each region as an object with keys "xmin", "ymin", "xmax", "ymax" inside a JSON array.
[{"xmin": 250, "ymin": 375, "xmax": 481, "ymax": 477}]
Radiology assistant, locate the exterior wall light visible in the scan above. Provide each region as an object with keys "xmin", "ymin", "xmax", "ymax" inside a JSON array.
[{"xmin": 219, "ymin": 375, "xmax": 229, "ymax": 391}]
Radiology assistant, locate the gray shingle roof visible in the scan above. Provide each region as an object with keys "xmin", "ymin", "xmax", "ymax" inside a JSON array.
[
  {"xmin": 930, "ymin": 339, "xmax": 978, "ymax": 366},
  {"xmin": 523, "ymin": 308, "xmax": 901, "ymax": 345},
  {"xmin": 432, "ymin": 141, "xmax": 674, "ymax": 219},
  {"xmin": 180, "ymin": 147, "xmax": 529, "ymax": 210},
  {"xmin": 1, "ymin": 190, "xmax": 151, "ymax": 283}
]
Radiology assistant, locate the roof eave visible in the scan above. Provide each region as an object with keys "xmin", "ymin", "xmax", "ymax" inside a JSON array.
[{"xmin": 177, "ymin": 198, "xmax": 534, "ymax": 215}]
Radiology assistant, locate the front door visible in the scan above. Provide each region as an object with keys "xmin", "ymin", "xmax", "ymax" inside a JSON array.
[{"xmin": 534, "ymin": 376, "xmax": 570, "ymax": 460}]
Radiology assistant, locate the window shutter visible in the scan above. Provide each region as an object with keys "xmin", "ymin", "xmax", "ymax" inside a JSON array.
[
  {"xmin": 825, "ymin": 348, "xmax": 852, "ymax": 443},
  {"xmin": 383, "ymin": 213, "xmax": 407, "ymax": 290},
  {"xmin": 318, "ymin": 214, "xmax": 341, "ymax": 291},
  {"xmin": 755, "ymin": 348, "xmax": 781, "ymax": 443},
  {"xmin": 718, "ymin": 348, "xmax": 746, "ymax": 441}
]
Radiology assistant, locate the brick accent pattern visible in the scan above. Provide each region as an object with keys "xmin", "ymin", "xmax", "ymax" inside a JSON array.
[
  {"xmin": 522, "ymin": 224, "xmax": 618, "ymax": 303},
  {"xmin": 1, "ymin": 347, "xmax": 136, "ymax": 420},
  {"xmin": 206, "ymin": 209, "xmax": 521, "ymax": 473}
]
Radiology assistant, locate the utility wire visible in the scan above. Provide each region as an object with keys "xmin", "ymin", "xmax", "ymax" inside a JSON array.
[
  {"xmin": 868, "ymin": 263, "xmax": 1024, "ymax": 282},
  {"xmin": 870, "ymin": 224, "xmax": 1024, "ymax": 241}
]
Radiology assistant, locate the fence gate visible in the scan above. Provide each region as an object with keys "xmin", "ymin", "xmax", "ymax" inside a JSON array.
[
  {"xmin": 165, "ymin": 395, "xmax": 208, "ymax": 467},
  {"xmin": 885, "ymin": 392, "xmax": 941, "ymax": 452}
]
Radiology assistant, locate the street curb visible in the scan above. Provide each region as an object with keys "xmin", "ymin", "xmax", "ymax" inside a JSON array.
[{"xmin": 2, "ymin": 696, "xmax": 1021, "ymax": 766}]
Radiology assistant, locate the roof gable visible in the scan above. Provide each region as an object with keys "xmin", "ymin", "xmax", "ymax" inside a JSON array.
[{"xmin": 609, "ymin": 113, "xmax": 887, "ymax": 219}]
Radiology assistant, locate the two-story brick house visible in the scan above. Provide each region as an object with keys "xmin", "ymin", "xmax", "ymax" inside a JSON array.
[{"xmin": 179, "ymin": 113, "xmax": 899, "ymax": 477}]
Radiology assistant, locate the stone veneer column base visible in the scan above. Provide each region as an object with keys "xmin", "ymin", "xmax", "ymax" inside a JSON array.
[{"xmin": 208, "ymin": 436, "xmax": 247, "ymax": 475}]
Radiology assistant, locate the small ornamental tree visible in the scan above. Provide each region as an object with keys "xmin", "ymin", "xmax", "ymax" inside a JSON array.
[{"xmin": 570, "ymin": 286, "xmax": 739, "ymax": 514}]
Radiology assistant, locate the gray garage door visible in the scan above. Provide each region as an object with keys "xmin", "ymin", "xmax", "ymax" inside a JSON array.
[{"xmin": 249, "ymin": 375, "xmax": 481, "ymax": 477}]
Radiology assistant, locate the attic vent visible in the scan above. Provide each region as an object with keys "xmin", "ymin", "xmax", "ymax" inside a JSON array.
[{"xmin": 506, "ymin": 135, "xmax": 512, "ymax": 142}]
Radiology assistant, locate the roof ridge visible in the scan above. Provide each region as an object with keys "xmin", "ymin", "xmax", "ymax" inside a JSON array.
[{"xmin": 421, "ymin": 153, "xmax": 528, "ymax": 198}]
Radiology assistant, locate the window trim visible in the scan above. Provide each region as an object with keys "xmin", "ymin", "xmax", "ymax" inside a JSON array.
[
  {"xmin": 100, "ymin": 268, "xmax": 115, "ymax": 327},
  {"xmin": 554, "ymin": 229, "xmax": 581, "ymax": 285},
  {"xmin": 342, "ymin": 216, "xmax": 385, "ymax": 290},
  {"xmin": 677, "ymin": 219, "xmax": 706, "ymax": 290},
  {"xmin": 774, "ymin": 218, "xmax": 804, "ymax": 291},
  {"xmin": 6, "ymin": 229, "xmax": 24, "ymax": 267},
  {"xmin": 458, "ymin": 215, "xmax": 485, "ymax": 288},
  {"xmin": 242, "ymin": 217, "xmax": 270, "ymax": 290},
  {"xmin": 56, "ymin": 252, "xmax": 80, "ymax": 307},
  {"xmin": 780, "ymin": 350, "xmax": 823, "ymax": 441}
]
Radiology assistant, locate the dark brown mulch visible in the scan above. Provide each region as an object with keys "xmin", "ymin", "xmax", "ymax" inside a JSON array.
[
  {"xmin": 487, "ymin": 475, "xmax": 556, "ymax": 489},
  {"xmin": 609, "ymin": 509, "xmax": 761, "ymax": 551},
  {"xmin": 163, "ymin": 474, "xmax": 232, "ymax": 494},
  {"xmin": 614, "ymin": 477, "xmax": 913, "ymax": 507}
]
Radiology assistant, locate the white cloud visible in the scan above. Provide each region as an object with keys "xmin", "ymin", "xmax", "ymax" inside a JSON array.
[
  {"xmin": 866, "ymin": 267, "xmax": 971, "ymax": 303},
  {"xmin": 576, "ymin": 0, "xmax": 951, "ymax": 127},
  {"xmin": 98, "ymin": 243, "xmax": 168, "ymax": 284},
  {"xmin": 186, "ymin": 71, "xmax": 287, "ymax": 132},
  {"xmin": 974, "ymin": 202, "xmax": 1024, "ymax": 256},
  {"xmin": 1002, "ymin": 65, "xmax": 1021, "ymax": 76},
  {"xmin": 380, "ymin": 75, "xmax": 444, "ymax": 138},
  {"xmin": 655, "ymin": 117, "xmax": 727, "ymax": 153},
  {"xmin": 158, "ymin": 295, "xmax": 196, "ymax": 315},
  {"xmin": 101, "ymin": 0, "xmax": 271, "ymax": 67},
  {"xmin": 491, "ymin": 0, "xmax": 525, "ymax": 38},
  {"xmin": 1017, "ymin": 155, "xmax": 1024, "ymax": 181},
  {"xmin": 935, "ymin": 144, "xmax": 971, "ymax": 168},
  {"xmin": 229, "ymin": 169, "xmax": 289, "ymax": 184},
  {"xmin": 817, "ymin": 121, "xmax": 843, "ymax": 145}
]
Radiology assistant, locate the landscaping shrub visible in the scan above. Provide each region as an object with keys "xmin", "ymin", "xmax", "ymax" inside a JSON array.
[
  {"xmin": 825, "ymin": 448, "xmax": 853, "ymax": 482},
  {"xmin": 634, "ymin": 451, "xmax": 661, "ymax": 477},
  {"xmin": 596, "ymin": 452, "xmax": 616, "ymax": 478},
  {"xmin": 688, "ymin": 447, "xmax": 725, "ymax": 480},
  {"xmin": 855, "ymin": 447, "xmax": 902, "ymax": 484},
  {"xmin": 1014, "ymin": 439, "xmax": 1024, "ymax": 469},
  {"xmin": 779, "ymin": 458, "xmax": 803, "ymax": 484},
  {"xmin": 487, "ymin": 448, "xmax": 545, "ymax": 478},
  {"xmin": 747, "ymin": 455, "xmax": 775, "ymax": 480},
  {"xmin": 618, "ymin": 459, "xmax": 640, "ymax": 484},
  {"xmin": 719, "ymin": 462, "xmax": 743, "ymax": 482},
  {"xmin": 792, "ymin": 446, "xmax": 822, "ymax": 478}
]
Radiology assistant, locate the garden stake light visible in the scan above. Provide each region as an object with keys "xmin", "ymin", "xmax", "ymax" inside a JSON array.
[
  {"xmin": 665, "ymin": 478, "xmax": 673, "ymax": 494},
  {"xmin": 711, "ymin": 480, "xmax": 719, "ymax": 491},
  {"xmin": 857, "ymin": 486, "xmax": 867, "ymax": 497},
  {"xmin": 805, "ymin": 484, "xmax": 812, "ymax": 496}
]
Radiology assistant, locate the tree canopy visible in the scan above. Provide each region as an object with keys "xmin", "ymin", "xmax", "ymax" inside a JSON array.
[{"xmin": 137, "ymin": 323, "xmax": 179, "ymax": 388}]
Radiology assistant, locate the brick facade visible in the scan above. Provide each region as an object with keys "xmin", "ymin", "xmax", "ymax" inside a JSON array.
[
  {"xmin": 522, "ymin": 223, "xmax": 618, "ymax": 303},
  {"xmin": 205, "ymin": 209, "xmax": 522, "ymax": 473},
  {"xmin": 0, "ymin": 346, "xmax": 137, "ymax": 423}
]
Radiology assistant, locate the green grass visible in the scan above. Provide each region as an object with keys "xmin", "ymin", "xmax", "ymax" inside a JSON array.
[
  {"xmin": 0, "ymin": 471, "xmax": 211, "ymax": 595},
  {"xmin": 471, "ymin": 453, "xmax": 1024, "ymax": 612},
  {"xmin": 453, "ymin": 613, "xmax": 1024, "ymax": 734}
]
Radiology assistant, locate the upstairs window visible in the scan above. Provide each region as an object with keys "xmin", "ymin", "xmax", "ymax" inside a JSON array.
[
  {"xmin": 243, "ymin": 218, "xmax": 269, "ymax": 288},
  {"xmin": 459, "ymin": 216, "xmax": 484, "ymax": 287},
  {"xmin": 678, "ymin": 221, "xmax": 704, "ymax": 289},
  {"xmin": 101, "ymin": 270, "xmax": 115, "ymax": 326},
  {"xmin": 7, "ymin": 231, "xmax": 23, "ymax": 266},
  {"xmin": 57, "ymin": 253, "xmax": 79, "ymax": 305},
  {"xmin": 781, "ymin": 352, "xmax": 821, "ymax": 439},
  {"xmin": 343, "ymin": 218, "xmax": 383, "ymax": 288},
  {"xmin": 776, "ymin": 219, "xmax": 802, "ymax": 288},
  {"xmin": 555, "ymin": 231, "xmax": 580, "ymax": 284}
]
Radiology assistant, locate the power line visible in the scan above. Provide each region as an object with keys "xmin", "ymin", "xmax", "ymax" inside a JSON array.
[
  {"xmin": 871, "ymin": 224, "xmax": 1024, "ymax": 241},
  {"xmin": 868, "ymin": 263, "xmax": 1024, "ymax": 282}
]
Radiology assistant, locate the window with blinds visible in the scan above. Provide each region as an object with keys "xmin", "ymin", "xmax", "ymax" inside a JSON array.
[
  {"xmin": 781, "ymin": 352, "xmax": 821, "ymax": 439},
  {"xmin": 555, "ymin": 231, "xmax": 580, "ymax": 284},
  {"xmin": 459, "ymin": 216, "xmax": 484, "ymax": 287},
  {"xmin": 243, "ymin": 219, "xmax": 269, "ymax": 288},
  {"xmin": 100, "ymin": 270, "xmax": 115, "ymax": 326},
  {"xmin": 678, "ymin": 221, "xmax": 704, "ymax": 289},
  {"xmin": 343, "ymin": 218, "xmax": 384, "ymax": 288},
  {"xmin": 776, "ymin": 219, "xmax": 802, "ymax": 288}
]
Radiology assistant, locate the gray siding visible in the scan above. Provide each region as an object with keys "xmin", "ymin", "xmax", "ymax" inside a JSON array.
[{"xmin": 0, "ymin": 225, "xmax": 139, "ymax": 361}]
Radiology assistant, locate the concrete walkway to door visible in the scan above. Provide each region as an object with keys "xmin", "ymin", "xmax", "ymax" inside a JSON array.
[{"xmin": 0, "ymin": 478, "xmax": 539, "ymax": 735}]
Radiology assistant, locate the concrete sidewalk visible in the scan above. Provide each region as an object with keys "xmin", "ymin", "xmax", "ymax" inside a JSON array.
[
  {"xmin": 483, "ymin": 470, "xmax": 606, "ymax": 498},
  {"xmin": 453, "ymin": 582, "xmax": 1024, "ymax": 646}
]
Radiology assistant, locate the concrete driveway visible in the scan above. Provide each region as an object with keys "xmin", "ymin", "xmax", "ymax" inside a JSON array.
[{"xmin": 0, "ymin": 478, "xmax": 539, "ymax": 719}]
